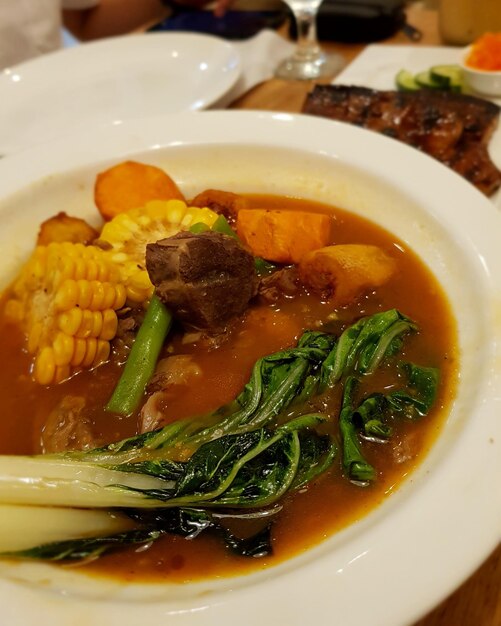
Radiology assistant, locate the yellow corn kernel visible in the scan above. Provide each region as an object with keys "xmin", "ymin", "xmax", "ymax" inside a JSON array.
[
  {"xmin": 129, "ymin": 269, "xmax": 152, "ymax": 290},
  {"xmin": 90, "ymin": 311, "xmax": 103, "ymax": 338},
  {"xmin": 84, "ymin": 259, "xmax": 99, "ymax": 281},
  {"xmin": 111, "ymin": 252, "xmax": 128, "ymax": 265},
  {"xmin": 58, "ymin": 307, "xmax": 83, "ymax": 336},
  {"xmin": 75, "ymin": 309, "xmax": 95, "ymax": 338},
  {"xmin": 53, "ymin": 332, "xmax": 75, "ymax": 367},
  {"xmin": 6, "ymin": 241, "xmax": 127, "ymax": 385},
  {"xmin": 146, "ymin": 200, "xmax": 167, "ymax": 220},
  {"xmin": 184, "ymin": 207, "xmax": 218, "ymax": 228},
  {"xmin": 71, "ymin": 338, "xmax": 87, "ymax": 367},
  {"xmin": 102, "ymin": 283, "xmax": 116, "ymax": 309},
  {"xmin": 54, "ymin": 279, "xmax": 78, "ymax": 311},
  {"xmin": 89, "ymin": 281, "xmax": 105, "ymax": 311},
  {"xmin": 74, "ymin": 256, "xmax": 88, "ymax": 280},
  {"xmin": 59, "ymin": 256, "xmax": 76, "ymax": 282},
  {"xmin": 94, "ymin": 339, "xmax": 110, "ymax": 366},
  {"xmin": 82, "ymin": 337, "xmax": 97, "ymax": 368},
  {"xmin": 113, "ymin": 284, "xmax": 127, "ymax": 310},
  {"xmin": 100, "ymin": 310, "xmax": 118, "ymax": 341},
  {"xmin": 96, "ymin": 260, "xmax": 110, "ymax": 282},
  {"xmin": 164, "ymin": 201, "xmax": 186, "ymax": 226},
  {"xmin": 76, "ymin": 279, "xmax": 92, "ymax": 309},
  {"xmin": 54, "ymin": 364, "xmax": 71, "ymax": 384},
  {"xmin": 34, "ymin": 346, "xmax": 56, "ymax": 386},
  {"xmin": 127, "ymin": 283, "xmax": 153, "ymax": 303}
]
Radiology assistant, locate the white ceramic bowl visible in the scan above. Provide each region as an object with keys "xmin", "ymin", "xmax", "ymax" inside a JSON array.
[
  {"xmin": 461, "ymin": 44, "xmax": 501, "ymax": 97},
  {"xmin": 0, "ymin": 111, "xmax": 499, "ymax": 626}
]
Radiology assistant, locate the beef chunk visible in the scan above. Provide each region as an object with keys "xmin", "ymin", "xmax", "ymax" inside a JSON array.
[
  {"xmin": 112, "ymin": 306, "xmax": 145, "ymax": 363},
  {"xmin": 40, "ymin": 396, "xmax": 98, "ymax": 453},
  {"xmin": 146, "ymin": 231, "xmax": 258, "ymax": 330},
  {"xmin": 258, "ymin": 267, "xmax": 300, "ymax": 303},
  {"xmin": 140, "ymin": 355, "xmax": 203, "ymax": 432}
]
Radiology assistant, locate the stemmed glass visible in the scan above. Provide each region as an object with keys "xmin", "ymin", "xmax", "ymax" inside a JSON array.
[{"xmin": 275, "ymin": 0, "xmax": 345, "ymax": 80}]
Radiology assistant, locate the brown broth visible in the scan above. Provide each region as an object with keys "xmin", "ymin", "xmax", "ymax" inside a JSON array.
[{"xmin": 0, "ymin": 194, "xmax": 457, "ymax": 583}]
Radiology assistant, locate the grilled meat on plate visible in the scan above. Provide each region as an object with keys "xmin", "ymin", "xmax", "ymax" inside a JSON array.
[{"xmin": 303, "ymin": 85, "xmax": 501, "ymax": 196}]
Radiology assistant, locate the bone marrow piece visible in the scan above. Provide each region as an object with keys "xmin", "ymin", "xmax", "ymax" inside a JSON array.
[
  {"xmin": 303, "ymin": 85, "xmax": 501, "ymax": 196},
  {"xmin": 146, "ymin": 231, "xmax": 258, "ymax": 330}
]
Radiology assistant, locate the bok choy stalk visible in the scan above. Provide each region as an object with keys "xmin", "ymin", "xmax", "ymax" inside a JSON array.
[
  {"xmin": 0, "ymin": 505, "xmax": 136, "ymax": 553},
  {"xmin": 5, "ymin": 507, "xmax": 276, "ymax": 562},
  {"xmin": 0, "ymin": 418, "xmax": 335, "ymax": 561},
  {"xmin": 0, "ymin": 309, "xmax": 439, "ymax": 562},
  {"xmin": 0, "ymin": 415, "xmax": 334, "ymax": 510}
]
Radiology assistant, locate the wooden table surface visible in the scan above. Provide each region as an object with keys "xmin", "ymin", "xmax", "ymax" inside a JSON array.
[{"xmin": 228, "ymin": 3, "xmax": 501, "ymax": 624}]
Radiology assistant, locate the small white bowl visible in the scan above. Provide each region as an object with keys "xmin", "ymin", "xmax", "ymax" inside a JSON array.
[{"xmin": 461, "ymin": 45, "xmax": 501, "ymax": 97}]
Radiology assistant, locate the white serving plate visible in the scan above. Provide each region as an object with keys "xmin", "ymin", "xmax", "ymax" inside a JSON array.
[
  {"xmin": 0, "ymin": 32, "xmax": 241, "ymax": 155},
  {"xmin": 0, "ymin": 111, "xmax": 499, "ymax": 626}
]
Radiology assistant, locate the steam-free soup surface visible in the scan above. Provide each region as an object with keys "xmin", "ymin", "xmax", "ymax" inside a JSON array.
[{"xmin": 0, "ymin": 195, "xmax": 457, "ymax": 582}]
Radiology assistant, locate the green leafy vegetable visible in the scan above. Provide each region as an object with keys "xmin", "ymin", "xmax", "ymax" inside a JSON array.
[
  {"xmin": 320, "ymin": 309, "xmax": 416, "ymax": 389},
  {"xmin": 339, "ymin": 377, "xmax": 376, "ymax": 483},
  {"xmin": 5, "ymin": 529, "xmax": 162, "ymax": 562},
  {"xmin": 356, "ymin": 362, "xmax": 440, "ymax": 427},
  {"xmin": 0, "ymin": 310, "xmax": 440, "ymax": 563}
]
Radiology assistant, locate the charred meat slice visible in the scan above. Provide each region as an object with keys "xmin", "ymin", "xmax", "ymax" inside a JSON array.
[
  {"xmin": 303, "ymin": 85, "xmax": 501, "ymax": 196},
  {"xmin": 146, "ymin": 231, "xmax": 258, "ymax": 331}
]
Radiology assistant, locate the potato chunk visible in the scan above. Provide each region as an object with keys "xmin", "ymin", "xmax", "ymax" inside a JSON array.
[
  {"xmin": 191, "ymin": 189, "xmax": 247, "ymax": 223},
  {"xmin": 94, "ymin": 160, "xmax": 185, "ymax": 221},
  {"xmin": 298, "ymin": 244, "xmax": 396, "ymax": 306},
  {"xmin": 37, "ymin": 212, "xmax": 98, "ymax": 246},
  {"xmin": 236, "ymin": 209, "xmax": 332, "ymax": 264}
]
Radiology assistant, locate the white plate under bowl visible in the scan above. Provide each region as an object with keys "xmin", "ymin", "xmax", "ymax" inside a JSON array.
[
  {"xmin": 0, "ymin": 111, "xmax": 499, "ymax": 626},
  {"xmin": 0, "ymin": 32, "xmax": 241, "ymax": 155}
]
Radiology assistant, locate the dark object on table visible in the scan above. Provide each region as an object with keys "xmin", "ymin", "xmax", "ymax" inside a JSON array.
[
  {"xmin": 149, "ymin": 7, "xmax": 287, "ymax": 40},
  {"xmin": 289, "ymin": 0, "xmax": 418, "ymax": 43},
  {"xmin": 303, "ymin": 85, "xmax": 501, "ymax": 196}
]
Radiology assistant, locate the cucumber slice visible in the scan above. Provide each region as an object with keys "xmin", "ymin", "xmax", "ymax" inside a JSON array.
[
  {"xmin": 395, "ymin": 69, "xmax": 419, "ymax": 91},
  {"xmin": 414, "ymin": 70, "xmax": 443, "ymax": 89},
  {"xmin": 430, "ymin": 64, "xmax": 464, "ymax": 91}
]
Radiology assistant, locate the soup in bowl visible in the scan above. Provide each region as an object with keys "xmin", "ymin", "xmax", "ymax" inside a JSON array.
[{"xmin": 0, "ymin": 111, "xmax": 498, "ymax": 626}]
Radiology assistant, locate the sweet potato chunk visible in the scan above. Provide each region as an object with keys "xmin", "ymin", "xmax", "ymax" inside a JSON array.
[
  {"xmin": 37, "ymin": 212, "xmax": 98, "ymax": 246},
  {"xmin": 94, "ymin": 160, "xmax": 185, "ymax": 221},
  {"xmin": 298, "ymin": 244, "xmax": 397, "ymax": 306},
  {"xmin": 236, "ymin": 209, "xmax": 332, "ymax": 264}
]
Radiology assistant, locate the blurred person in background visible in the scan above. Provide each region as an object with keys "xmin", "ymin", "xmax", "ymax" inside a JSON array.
[{"xmin": 0, "ymin": 0, "xmax": 231, "ymax": 69}]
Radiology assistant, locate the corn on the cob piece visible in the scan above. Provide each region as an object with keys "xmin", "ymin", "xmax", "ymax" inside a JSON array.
[
  {"xmin": 3, "ymin": 242, "xmax": 126, "ymax": 385},
  {"xmin": 99, "ymin": 199, "xmax": 218, "ymax": 303}
]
